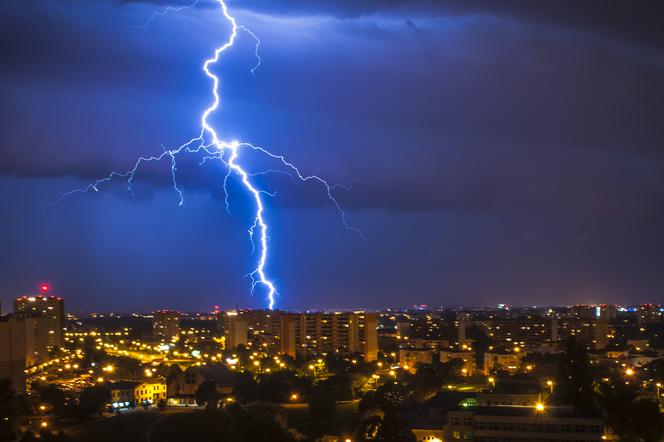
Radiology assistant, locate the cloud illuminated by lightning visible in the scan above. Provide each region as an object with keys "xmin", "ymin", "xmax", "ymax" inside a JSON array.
[
  {"xmin": 54, "ymin": 0, "xmax": 359, "ymax": 309},
  {"xmin": 128, "ymin": 0, "xmax": 201, "ymax": 30}
]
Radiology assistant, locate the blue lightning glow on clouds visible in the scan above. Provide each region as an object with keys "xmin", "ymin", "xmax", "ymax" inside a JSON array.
[
  {"xmin": 54, "ymin": 0, "xmax": 358, "ymax": 309},
  {"xmin": 128, "ymin": 0, "xmax": 201, "ymax": 30}
]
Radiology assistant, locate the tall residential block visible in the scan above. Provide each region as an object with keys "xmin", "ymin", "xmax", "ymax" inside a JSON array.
[
  {"xmin": 292, "ymin": 311, "xmax": 378, "ymax": 361},
  {"xmin": 14, "ymin": 294, "xmax": 64, "ymax": 348},
  {"xmin": 217, "ymin": 309, "xmax": 378, "ymax": 361},
  {"xmin": 152, "ymin": 310, "xmax": 181, "ymax": 342},
  {"xmin": 0, "ymin": 315, "xmax": 49, "ymax": 391}
]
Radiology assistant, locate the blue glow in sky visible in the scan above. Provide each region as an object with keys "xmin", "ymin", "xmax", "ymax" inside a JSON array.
[{"xmin": 1, "ymin": 0, "xmax": 664, "ymax": 311}]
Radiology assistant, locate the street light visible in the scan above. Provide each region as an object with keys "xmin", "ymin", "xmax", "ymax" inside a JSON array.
[
  {"xmin": 371, "ymin": 374, "xmax": 380, "ymax": 387},
  {"xmin": 535, "ymin": 402, "xmax": 545, "ymax": 412},
  {"xmin": 546, "ymin": 380, "xmax": 554, "ymax": 394},
  {"xmin": 625, "ymin": 368, "xmax": 634, "ymax": 376}
]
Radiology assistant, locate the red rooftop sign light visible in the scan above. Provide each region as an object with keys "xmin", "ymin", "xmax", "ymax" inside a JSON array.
[{"xmin": 40, "ymin": 283, "xmax": 50, "ymax": 293}]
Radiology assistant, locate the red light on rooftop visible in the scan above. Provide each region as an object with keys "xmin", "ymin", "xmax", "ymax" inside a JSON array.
[{"xmin": 40, "ymin": 284, "xmax": 50, "ymax": 293}]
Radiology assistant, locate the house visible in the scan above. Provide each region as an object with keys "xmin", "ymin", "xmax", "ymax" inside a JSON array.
[
  {"xmin": 135, "ymin": 381, "xmax": 167, "ymax": 404},
  {"xmin": 109, "ymin": 381, "xmax": 139, "ymax": 408},
  {"xmin": 167, "ymin": 364, "xmax": 235, "ymax": 406}
]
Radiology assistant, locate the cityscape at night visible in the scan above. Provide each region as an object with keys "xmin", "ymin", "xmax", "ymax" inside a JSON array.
[{"xmin": 2, "ymin": 0, "xmax": 664, "ymax": 441}]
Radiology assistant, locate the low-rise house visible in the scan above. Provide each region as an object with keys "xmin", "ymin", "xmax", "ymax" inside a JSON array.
[
  {"xmin": 439, "ymin": 350, "xmax": 476, "ymax": 376},
  {"xmin": 446, "ymin": 405, "xmax": 604, "ymax": 441},
  {"xmin": 109, "ymin": 381, "xmax": 139, "ymax": 408},
  {"xmin": 483, "ymin": 351, "xmax": 525, "ymax": 374},
  {"xmin": 135, "ymin": 381, "xmax": 167, "ymax": 404},
  {"xmin": 167, "ymin": 365, "xmax": 234, "ymax": 405}
]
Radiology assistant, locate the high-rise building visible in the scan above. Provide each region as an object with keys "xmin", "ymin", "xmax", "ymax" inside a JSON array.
[
  {"xmin": 217, "ymin": 309, "xmax": 378, "ymax": 361},
  {"xmin": 456, "ymin": 312, "xmax": 471, "ymax": 343},
  {"xmin": 274, "ymin": 313, "xmax": 296, "ymax": 357},
  {"xmin": 152, "ymin": 310, "xmax": 181, "ymax": 342},
  {"xmin": 571, "ymin": 305, "xmax": 616, "ymax": 321},
  {"xmin": 637, "ymin": 304, "xmax": 662, "ymax": 324},
  {"xmin": 556, "ymin": 317, "xmax": 611, "ymax": 350},
  {"xmin": 0, "ymin": 315, "xmax": 49, "ymax": 391},
  {"xmin": 291, "ymin": 311, "xmax": 378, "ymax": 361},
  {"xmin": 223, "ymin": 311, "xmax": 248, "ymax": 349},
  {"xmin": 14, "ymin": 287, "xmax": 64, "ymax": 348}
]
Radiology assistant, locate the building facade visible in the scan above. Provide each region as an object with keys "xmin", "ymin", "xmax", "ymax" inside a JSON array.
[
  {"xmin": 152, "ymin": 310, "xmax": 181, "ymax": 342},
  {"xmin": 135, "ymin": 381, "xmax": 167, "ymax": 404},
  {"xmin": 291, "ymin": 311, "xmax": 378, "ymax": 361},
  {"xmin": 446, "ymin": 407, "xmax": 604, "ymax": 441},
  {"xmin": 483, "ymin": 351, "xmax": 525, "ymax": 374},
  {"xmin": 0, "ymin": 315, "xmax": 49, "ymax": 391},
  {"xmin": 218, "ymin": 310, "xmax": 378, "ymax": 361},
  {"xmin": 14, "ymin": 295, "xmax": 64, "ymax": 348},
  {"xmin": 440, "ymin": 350, "xmax": 476, "ymax": 376}
]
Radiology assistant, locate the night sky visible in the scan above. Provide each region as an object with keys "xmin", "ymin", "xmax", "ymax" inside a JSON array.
[{"xmin": 1, "ymin": 0, "xmax": 664, "ymax": 312}]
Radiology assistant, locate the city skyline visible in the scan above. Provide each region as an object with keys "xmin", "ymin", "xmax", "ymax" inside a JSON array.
[
  {"xmin": 2, "ymin": 1, "xmax": 664, "ymax": 311},
  {"xmin": 2, "ymin": 2, "xmax": 664, "ymax": 441},
  {"xmin": 3, "ymin": 283, "xmax": 663, "ymax": 316}
]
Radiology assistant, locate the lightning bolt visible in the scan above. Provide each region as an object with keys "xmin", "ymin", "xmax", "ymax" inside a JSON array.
[
  {"xmin": 128, "ymin": 0, "xmax": 201, "ymax": 30},
  {"xmin": 54, "ymin": 0, "xmax": 359, "ymax": 310}
]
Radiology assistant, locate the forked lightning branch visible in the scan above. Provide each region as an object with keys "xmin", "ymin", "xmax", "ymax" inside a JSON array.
[{"xmin": 55, "ymin": 0, "xmax": 359, "ymax": 309}]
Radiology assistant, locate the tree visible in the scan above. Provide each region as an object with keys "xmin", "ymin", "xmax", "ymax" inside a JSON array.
[
  {"xmin": 600, "ymin": 381, "xmax": 664, "ymax": 442},
  {"xmin": 556, "ymin": 336, "xmax": 595, "ymax": 412},
  {"xmin": 374, "ymin": 412, "xmax": 416, "ymax": 442},
  {"xmin": 36, "ymin": 430, "xmax": 71, "ymax": 442},
  {"xmin": 320, "ymin": 373, "xmax": 353, "ymax": 401},
  {"xmin": 359, "ymin": 383, "xmax": 413, "ymax": 413},
  {"xmin": 223, "ymin": 402, "xmax": 299, "ymax": 442},
  {"xmin": 233, "ymin": 371, "xmax": 258, "ymax": 402},
  {"xmin": 255, "ymin": 372, "xmax": 294, "ymax": 403},
  {"xmin": 36, "ymin": 384, "xmax": 66, "ymax": 417},
  {"xmin": 308, "ymin": 387, "xmax": 336, "ymax": 424},
  {"xmin": 77, "ymin": 385, "xmax": 110, "ymax": 419},
  {"xmin": 356, "ymin": 415, "xmax": 382, "ymax": 441},
  {"xmin": 631, "ymin": 398, "xmax": 664, "ymax": 442},
  {"xmin": 465, "ymin": 324, "xmax": 491, "ymax": 367},
  {"xmin": 409, "ymin": 364, "xmax": 441, "ymax": 402},
  {"xmin": 356, "ymin": 412, "xmax": 415, "ymax": 442},
  {"xmin": 195, "ymin": 379, "xmax": 220, "ymax": 411},
  {"xmin": 0, "ymin": 378, "xmax": 18, "ymax": 442}
]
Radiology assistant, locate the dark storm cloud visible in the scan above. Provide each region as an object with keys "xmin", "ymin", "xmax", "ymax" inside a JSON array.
[
  {"xmin": 0, "ymin": 2, "xmax": 664, "ymax": 221},
  {"xmin": 1, "ymin": 0, "xmax": 664, "ymax": 310},
  {"xmin": 114, "ymin": 0, "xmax": 664, "ymax": 47},
  {"xmin": 2, "ymin": 0, "xmax": 664, "ymax": 219}
]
